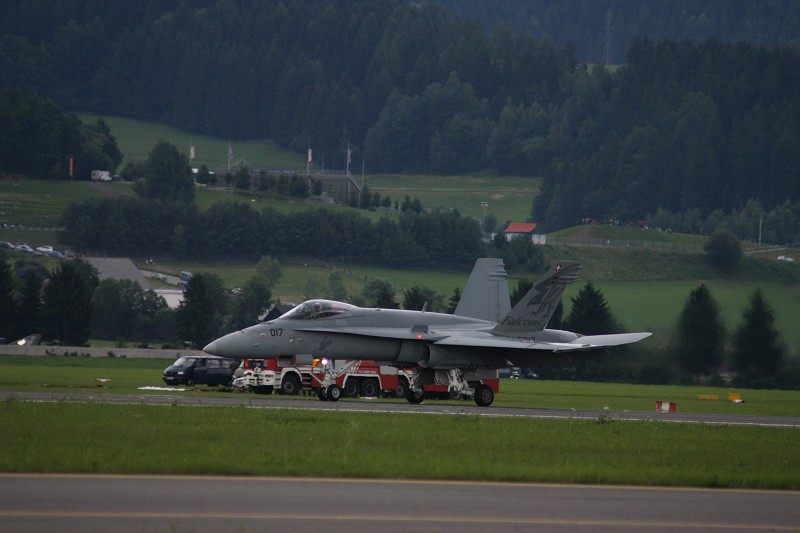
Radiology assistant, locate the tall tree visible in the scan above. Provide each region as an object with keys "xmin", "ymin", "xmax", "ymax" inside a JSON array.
[
  {"xmin": 14, "ymin": 262, "xmax": 47, "ymax": 339},
  {"xmin": 326, "ymin": 272, "xmax": 348, "ymax": 301},
  {"xmin": 563, "ymin": 282, "xmax": 620, "ymax": 335},
  {"xmin": 510, "ymin": 278, "xmax": 533, "ymax": 307},
  {"xmin": 704, "ymin": 229, "xmax": 742, "ymax": 268},
  {"xmin": 402, "ymin": 285, "xmax": 441, "ymax": 311},
  {"xmin": 175, "ymin": 273, "xmax": 228, "ymax": 349},
  {"xmin": 135, "ymin": 140, "xmax": 194, "ymax": 203},
  {"xmin": 362, "ymin": 279, "xmax": 398, "ymax": 309},
  {"xmin": 672, "ymin": 284, "xmax": 726, "ymax": 378},
  {"xmin": 446, "ymin": 286, "xmax": 462, "ymax": 313},
  {"xmin": 0, "ymin": 257, "xmax": 17, "ymax": 342},
  {"xmin": 229, "ymin": 275, "xmax": 272, "ymax": 331},
  {"xmin": 40, "ymin": 261, "xmax": 93, "ymax": 346},
  {"xmin": 730, "ymin": 289, "xmax": 785, "ymax": 387}
]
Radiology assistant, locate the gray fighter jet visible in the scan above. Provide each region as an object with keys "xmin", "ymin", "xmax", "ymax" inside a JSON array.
[{"xmin": 204, "ymin": 259, "xmax": 651, "ymax": 406}]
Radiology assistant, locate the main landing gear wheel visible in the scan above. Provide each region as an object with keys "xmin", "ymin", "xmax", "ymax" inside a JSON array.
[
  {"xmin": 473, "ymin": 384, "xmax": 494, "ymax": 407},
  {"xmin": 326, "ymin": 384, "xmax": 342, "ymax": 402},
  {"xmin": 405, "ymin": 388, "xmax": 424, "ymax": 404}
]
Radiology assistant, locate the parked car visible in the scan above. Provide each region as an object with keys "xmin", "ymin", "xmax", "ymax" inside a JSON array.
[
  {"xmin": 15, "ymin": 243, "xmax": 33, "ymax": 253},
  {"xmin": 0, "ymin": 241, "xmax": 13, "ymax": 249},
  {"xmin": 162, "ymin": 355, "xmax": 237, "ymax": 386},
  {"xmin": 777, "ymin": 255, "xmax": 795, "ymax": 262},
  {"xmin": 48, "ymin": 250, "xmax": 65, "ymax": 259},
  {"xmin": 35, "ymin": 245, "xmax": 53, "ymax": 254}
]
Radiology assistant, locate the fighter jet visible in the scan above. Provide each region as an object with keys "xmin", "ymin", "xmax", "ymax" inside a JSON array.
[{"xmin": 204, "ymin": 259, "xmax": 651, "ymax": 406}]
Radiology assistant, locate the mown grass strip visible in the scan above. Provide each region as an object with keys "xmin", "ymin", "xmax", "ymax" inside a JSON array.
[
  {"xmin": 2, "ymin": 356, "xmax": 800, "ymax": 417},
  {"xmin": 2, "ymin": 400, "xmax": 798, "ymax": 489}
]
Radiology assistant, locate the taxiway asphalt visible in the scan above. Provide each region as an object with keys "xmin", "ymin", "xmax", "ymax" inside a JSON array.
[{"xmin": 1, "ymin": 474, "xmax": 798, "ymax": 532}]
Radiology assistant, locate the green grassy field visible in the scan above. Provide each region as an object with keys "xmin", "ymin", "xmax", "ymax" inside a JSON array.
[
  {"xmin": 365, "ymin": 174, "xmax": 539, "ymax": 222},
  {"xmin": 0, "ymin": 180, "xmax": 130, "ymax": 231},
  {"xmin": 2, "ymin": 400, "xmax": 798, "ymax": 488},
  {"xmin": 76, "ymin": 113, "xmax": 306, "ymax": 170},
  {"xmin": 2, "ymin": 357, "xmax": 799, "ymax": 488}
]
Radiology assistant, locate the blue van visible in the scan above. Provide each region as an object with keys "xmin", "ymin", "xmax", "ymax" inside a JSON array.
[{"xmin": 162, "ymin": 355, "xmax": 237, "ymax": 386}]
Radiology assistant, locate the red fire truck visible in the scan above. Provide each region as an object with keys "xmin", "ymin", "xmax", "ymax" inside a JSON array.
[{"xmin": 233, "ymin": 357, "xmax": 499, "ymax": 401}]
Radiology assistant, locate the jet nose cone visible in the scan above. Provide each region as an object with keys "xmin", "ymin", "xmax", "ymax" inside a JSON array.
[{"xmin": 203, "ymin": 341, "xmax": 219, "ymax": 355}]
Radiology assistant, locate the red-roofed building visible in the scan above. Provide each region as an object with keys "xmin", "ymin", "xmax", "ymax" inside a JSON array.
[{"xmin": 504, "ymin": 222, "xmax": 538, "ymax": 239}]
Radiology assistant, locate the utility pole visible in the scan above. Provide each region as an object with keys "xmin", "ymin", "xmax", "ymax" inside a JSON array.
[
  {"xmin": 604, "ymin": 10, "xmax": 613, "ymax": 66},
  {"xmin": 481, "ymin": 201, "xmax": 488, "ymax": 255}
]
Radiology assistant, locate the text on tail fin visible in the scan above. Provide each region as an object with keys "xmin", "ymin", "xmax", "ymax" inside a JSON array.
[{"xmin": 492, "ymin": 261, "xmax": 581, "ymax": 335}]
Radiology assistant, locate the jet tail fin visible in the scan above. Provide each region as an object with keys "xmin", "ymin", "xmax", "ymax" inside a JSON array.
[
  {"xmin": 492, "ymin": 261, "xmax": 581, "ymax": 336},
  {"xmin": 454, "ymin": 258, "xmax": 511, "ymax": 322}
]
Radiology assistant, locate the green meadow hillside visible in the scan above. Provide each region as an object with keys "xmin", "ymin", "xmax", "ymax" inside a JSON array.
[{"xmin": 75, "ymin": 113, "xmax": 537, "ymax": 223}]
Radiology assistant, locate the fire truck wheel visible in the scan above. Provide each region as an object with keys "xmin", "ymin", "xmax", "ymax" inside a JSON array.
[
  {"xmin": 405, "ymin": 388, "xmax": 424, "ymax": 404},
  {"xmin": 326, "ymin": 385, "xmax": 342, "ymax": 401},
  {"xmin": 474, "ymin": 384, "xmax": 494, "ymax": 407},
  {"xmin": 344, "ymin": 380, "xmax": 360, "ymax": 398},
  {"xmin": 361, "ymin": 379, "xmax": 379, "ymax": 397},
  {"xmin": 316, "ymin": 387, "xmax": 328, "ymax": 401},
  {"xmin": 280, "ymin": 373, "xmax": 301, "ymax": 396},
  {"xmin": 394, "ymin": 378, "xmax": 409, "ymax": 398}
]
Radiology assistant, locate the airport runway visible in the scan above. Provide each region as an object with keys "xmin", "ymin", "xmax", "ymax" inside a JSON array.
[
  {"xmin": 1, "ymin": 474, "xmax": 798, "ymax": 532},
  {"xmin": 3, "ymin": 390, "xmax": 800, "ymax": 427}
]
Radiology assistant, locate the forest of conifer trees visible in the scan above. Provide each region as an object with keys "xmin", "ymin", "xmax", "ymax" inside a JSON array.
[{"xmin": 2, "ymin": 0, "xmax": 799, "ymax": 232}]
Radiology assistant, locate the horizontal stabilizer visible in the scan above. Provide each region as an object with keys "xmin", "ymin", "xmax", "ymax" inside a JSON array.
[{"xmin": 570, "ymin": 332, "xmax": 652, "ymax": 347}]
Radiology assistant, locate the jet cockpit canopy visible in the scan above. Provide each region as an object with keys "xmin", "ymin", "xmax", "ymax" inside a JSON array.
[{"xmin": 282, "ymin": 299, "xmax": 356, "ymax": 320}]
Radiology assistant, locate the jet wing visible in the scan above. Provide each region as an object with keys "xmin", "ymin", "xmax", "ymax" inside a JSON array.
[{"xmin": 292, "ymin": 324, "xmax": 651, "ymax": 351}]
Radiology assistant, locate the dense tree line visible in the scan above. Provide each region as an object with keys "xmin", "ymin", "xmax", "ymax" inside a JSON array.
[
  {"xmin": 432, "ymin": 0, "xmax": 800, "ymax": 65},
  {"xmin": 60, "ymin": 195, "xmax": 482, "ymax": 269},
  {"xmin": 0, "ymin": 256, "xmax": 97, "ymax": 346},
  {"xmin": 2, "ymin": 1, "xmax": 798, "ymax": 231},
  {"xmin": 533, "ymin": 38, "xmax": 800, "ymax": 230}
]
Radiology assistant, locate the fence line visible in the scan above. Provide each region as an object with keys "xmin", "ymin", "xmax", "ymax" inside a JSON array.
[{"xmin": 543, "ymin": 235, "xmax": 705, "ymax": 254}]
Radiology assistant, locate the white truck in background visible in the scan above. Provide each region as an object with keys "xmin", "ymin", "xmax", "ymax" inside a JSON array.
[{"xmin": 91, "ymin": 170, "xmax": 112, "ymax": 182}]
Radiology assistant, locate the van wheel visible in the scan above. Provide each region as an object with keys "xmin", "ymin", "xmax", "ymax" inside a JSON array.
[
  {"xmin": 186, "ymin": 379, "xmax": 194, "ymax": 387},
  {"xmin": 280, "ymin": 373, "xmax": 301, "ymax": 396}
]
